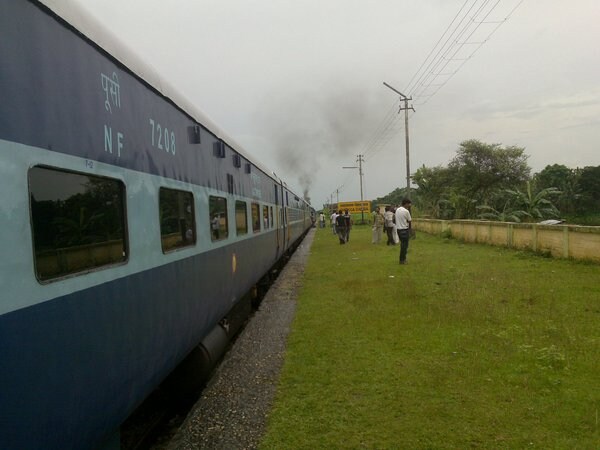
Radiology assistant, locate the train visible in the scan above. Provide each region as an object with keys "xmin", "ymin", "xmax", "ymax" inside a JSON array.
[{"xmin": 0, "ymin": 1, "xmax": 313, "ymax": 448}]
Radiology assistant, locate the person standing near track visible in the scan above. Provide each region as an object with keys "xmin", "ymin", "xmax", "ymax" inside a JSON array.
[
  {"xmin": 371, "ymin": 207, "xmax": 384, "ymax": 244},
  {"xmin": 335, "ymin": 210, "xmax": 347, "ymax": 244},
  {"xmin": 319, "ymin": 212, "xmax": 325, "ymax": 228},
  {"xmin": 384, "ymin": 206, "xmax": 395, "ymax": 245},
  {"xmin": 331, "ymin": 210, "xmax": 338, "ymax": 235},
  {"xmin": 343, "ymin": 209, "xmax": 352, "ymax": 242},
  {"xmin": 395, "ymin": 198, "xmax": 412, "ymax": 264}
]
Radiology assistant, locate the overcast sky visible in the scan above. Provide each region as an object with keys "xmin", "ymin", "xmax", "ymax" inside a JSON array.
[{"xmin": 79, "ymin": 0, "xmax": 600, "ymax": 208}]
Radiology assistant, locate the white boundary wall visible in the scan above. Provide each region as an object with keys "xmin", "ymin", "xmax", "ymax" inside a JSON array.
[{"xmin": 414, "ymin": 219, "xmax": 600, "ymax": 263}]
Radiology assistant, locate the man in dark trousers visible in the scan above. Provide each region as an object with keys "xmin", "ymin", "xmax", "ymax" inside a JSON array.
[
  {"xmin": 395, "ymin": 198, "xmax": 412, "ymax": 264},
  {"xmin": 335, "ymin": 210, "xmax": 347, "ymax": 244},
  {"xmin": 343, "ymin": 209, "xmax": 352, "ymax": 242},
  {"xmin": 384, "ymin": 206, "xmax": 395, "ymax": 245}
]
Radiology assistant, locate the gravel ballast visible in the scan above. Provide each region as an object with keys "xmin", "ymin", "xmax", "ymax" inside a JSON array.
[{"xmin": 164, "ymin": 228, "xmax": 315, "ymax": 449}]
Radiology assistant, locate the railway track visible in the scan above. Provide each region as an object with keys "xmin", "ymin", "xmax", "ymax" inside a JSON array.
[{"xmin": 121, "ymin": 232, "xmax": 313, "ymax": 449}]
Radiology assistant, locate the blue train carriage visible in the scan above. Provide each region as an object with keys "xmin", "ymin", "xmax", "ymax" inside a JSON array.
[{"xmin": 0, "ymin": 0, "xmax": 312, "ymax": 448}]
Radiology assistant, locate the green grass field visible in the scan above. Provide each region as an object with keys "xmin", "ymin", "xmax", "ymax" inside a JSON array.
[{"xmin": 260, "ymin": 225, "xmax": 600, "ymax": 449}]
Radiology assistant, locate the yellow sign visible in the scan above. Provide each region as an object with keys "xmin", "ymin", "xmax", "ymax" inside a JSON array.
[{"xmin": 337, "ymin": 201, "xmax": 371, "ymax": 214}]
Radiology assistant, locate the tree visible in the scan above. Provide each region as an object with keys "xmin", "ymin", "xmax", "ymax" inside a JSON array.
[
  {"xmin": 373, "ymin": 187, "xmax": 412, "ymax": 208},
  {"xmin": 504, "ymin": 181, "xmax": 561, "ymax": 222},
  {"xmin": 448, "ymin": 140, "xmax": 530, "ymax": 217},
  {"xmin": 534, "ymin": 164, "xmax": 571, "ymax": 190},
  {"xmin": 476, "ymin": 203, "xmax": 527, "ymax": 222},
  {"xmin": 577, "ymin": 166, "xmax": 600, "ymax": 213},
  {"xmin": 476, "ymin": 190, "xmax": 528, "ymax": 222},
  {"xmin": 412, "ymin": 165, "xmax": 455, "ymax": 218},
  {"xmin": 533, "ymin": 164, "xmax": 579, "ymax": 214}
]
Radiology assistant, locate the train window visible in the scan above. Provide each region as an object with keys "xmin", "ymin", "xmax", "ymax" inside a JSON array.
[
  {"xmin": 270, "ymin": 206, "xmax": 274, "ymax": 228},
  {"xmin": 235, "ymin": 200, "xmax": 248, "ymax": 235},
  {"xmin": 251, "ymin": 203, "xmax": 260, "ymax": 233},
  {"xmin": 28, "ymin": 166, "xmax": 127, "ymax": 281},
  {"xmin": 262, "ymin": 205, "xmax": 269, "ymax": 230},
  {"xmin": 159, "ymin": 188, "xmax": 195, "ymax": 252},
  {"xmin": 209, "ymin": 196, "xmax": 228, "ymax": 241}
]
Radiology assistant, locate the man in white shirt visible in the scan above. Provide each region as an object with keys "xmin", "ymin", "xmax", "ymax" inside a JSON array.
[
  {"xmin": 395, "ymin": 198, "xmax": 412, "ymax": 264},
  {"xmin": 330, "ymin": 211, "xmax": 338, "ymax": 235},
  {"xmin": 383, "ymin": 206, "xmax": 395, "ymax": 245}
]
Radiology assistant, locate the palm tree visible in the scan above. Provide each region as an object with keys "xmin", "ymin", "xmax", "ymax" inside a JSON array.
[
  {"xmin": 476, "ymin": 201, "xmax": 528, "ymax": 222},
  {"xmin": 504, "ymin": 181, "xmax": 561, "ymax": 222}
]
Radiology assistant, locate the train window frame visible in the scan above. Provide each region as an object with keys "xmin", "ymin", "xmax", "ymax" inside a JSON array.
[
  {"xmin": 251, "ymin": 202, "xmax": 260, "ymax": 233},
  {"xmin": 209, "ymin": 195, "xmax": 229, "ymax": 242},
  {"xmin": 28, "ymin": 165, "xmax": 128, "ymax": 283},
  {"xmin": 235, "ymin": 200, "xmax": 248, "ymax": 236},
  {"xmin": 159, "ymin": 187, "xmax": 196, "ymax": 253}
]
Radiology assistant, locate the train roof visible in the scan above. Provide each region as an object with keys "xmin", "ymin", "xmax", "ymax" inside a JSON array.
[{"xmin": 36, "ymin": 0, "xmax": 303, "ymax": 197}]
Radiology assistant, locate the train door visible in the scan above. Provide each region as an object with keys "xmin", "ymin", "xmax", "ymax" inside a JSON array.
[
  {"xmin": 274, "ymin": 182, "xmax": 283, "ymax": 258},
  {"xmin": 283, "ymin": 206, "xmax": 289, "ymax": 249},
  {"xmin": 283, "ymin": 189, "xmax": 290, "ymax": 249}
]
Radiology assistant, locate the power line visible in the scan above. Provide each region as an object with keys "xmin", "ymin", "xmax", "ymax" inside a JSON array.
[
  {"xmin": 409, "ymin": 0, "xmax": 523, "ymax": 103},
  {"xmin": 404, "ymin": 0, "xmax": 474, "ymax": 95},
  {"xmin": 408, "ymin": 0, "xmax": 500, "ymax": 98},
  {"xmin": 326, "ymin": 0, "xmax": 524, "ymax": 202},
  {"xmin": 365, "ymin": 0, "xmax": 523, "ymax": 155},
  {"xmin": 361, "ymin": 99, "xmax": 402, "ymax": 159}
]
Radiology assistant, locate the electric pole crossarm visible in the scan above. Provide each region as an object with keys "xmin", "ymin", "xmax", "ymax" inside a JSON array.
[{"xmin": 383, "ymin": 82, "xmax": 408, "ymax": 99}]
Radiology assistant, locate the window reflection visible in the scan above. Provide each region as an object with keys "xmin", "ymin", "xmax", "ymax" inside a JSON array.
[
  {"xmin": 252, "ymin": 203, "xmax": 260, "ymax": 233},
  {"xmin": 159, "ymin": 188, "xmax": 195, "ymax": 252},
  {"xmin": 235, "ymin": 200, "xmax": 247, "ymax": 235},
  {"xmin": 262, "ymin": 205, "xmax": 269, "ymax": 229},
  {"xmin": 29, "ymin": 166, "xmax": 127, "ymax": 281},
  {"xmin": 209, "ymin": 196, "xmax": 228, "ymax": 241}
]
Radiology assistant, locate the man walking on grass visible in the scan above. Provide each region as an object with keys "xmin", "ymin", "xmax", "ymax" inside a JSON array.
[
  {"xmin": 331, "ymin": 210, "xmax": 338, "ymax": 235},
  {"xmin": 395, "ymin": 198, "xmax": 412, "ymax": 264},
  {"xmin": 335, "ymin": 210, "xmax": 347, "ymax": 244}
]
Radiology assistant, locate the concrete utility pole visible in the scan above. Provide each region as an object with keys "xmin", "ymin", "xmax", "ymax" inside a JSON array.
[
  {"xmin": 329, "ymin": 188, "xmax": 340, "ymax": 211},
  {"xmin": 383, "ymin": 82, "xmax": 415, "ymax": 197},
  {"xmin": 343, "ymin": 154, "xmax": 366, "ymax": 223}
]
